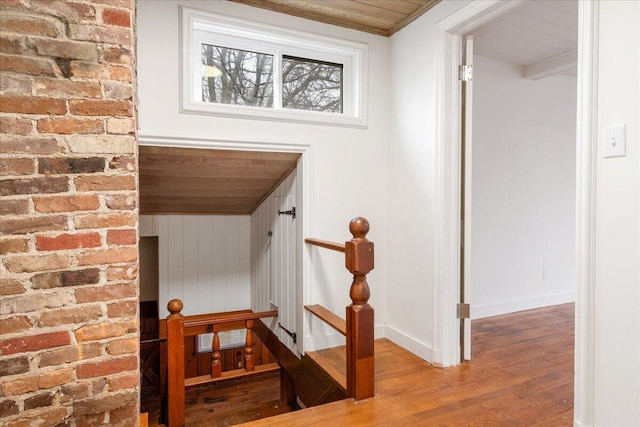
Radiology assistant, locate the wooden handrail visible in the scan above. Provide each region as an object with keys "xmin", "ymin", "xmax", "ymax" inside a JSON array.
[
  {"xmin": 305, "ymin": 217, "xmax": 375, "ymax": 401},
  {"xmin": 305, "ymin": 238, "xmax": 346, "ymax": 253},
  {"xmin": 304, "ymin": 304, "xmax": 346, "ymax": 336},
  {"xmin": 164, "ymin": 302, "xmax": 278, "ymax": 426}
]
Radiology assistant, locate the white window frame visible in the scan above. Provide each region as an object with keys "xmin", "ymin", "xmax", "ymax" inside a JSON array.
[{"xmin": 180, "ymin": 6, "xmax": 368, "ymax": 128}]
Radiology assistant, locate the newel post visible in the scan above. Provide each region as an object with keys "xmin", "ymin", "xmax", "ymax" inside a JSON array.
[
  {"xmin": 344, "ymin": 217, "xmax": 375, "ymax": 400},
  {"xmin": 166, "ymin": 299, "xmax": 185, "ymax": 427}
]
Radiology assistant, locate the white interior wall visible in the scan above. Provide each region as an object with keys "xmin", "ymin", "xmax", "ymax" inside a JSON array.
[
  {"xmin": 139, "ymin": 215, "xmax": 251, "ymax": 317},
  {"xmin": 471, "ymin": 58, "xmax": 577, "ymax": 319},
  {"xmin": 137, "ymin": 0, "xmax": 390, "ymax": 350},
  {"xmin": 593, "ymin": 1, "xmax": 640, "ymax": 425}
]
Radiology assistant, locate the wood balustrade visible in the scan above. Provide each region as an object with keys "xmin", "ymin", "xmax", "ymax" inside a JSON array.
[
  {"xmin": 305, "ymin": 216, "xmax": 375, "ymax": 401},
  {"xmin": 163, "ymin": 303, "xmax": 278, "ymax": 427}
]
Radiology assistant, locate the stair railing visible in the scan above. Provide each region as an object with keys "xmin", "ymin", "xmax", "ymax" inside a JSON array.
[
  {"xmin": 305, "ymin": 216, "xmax": 375, "ymax": 400},
  {"xmin": 162, "ymin": 301, "xmax": 278, "ymax": 427}
]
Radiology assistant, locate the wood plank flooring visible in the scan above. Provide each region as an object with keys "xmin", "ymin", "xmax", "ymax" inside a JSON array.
[{"xmin": 239, "ymin": 303, "xmax": 574, "ymax": 426}]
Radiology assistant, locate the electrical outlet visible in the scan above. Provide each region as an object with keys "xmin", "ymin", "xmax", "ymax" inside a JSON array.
[
  {"xmin": 543, "ymin": 267, "xmax": 550, "ymax": 281},
  {"xmin": 604, "ymin": 124, "xmax": 626, "ymax": 158}
]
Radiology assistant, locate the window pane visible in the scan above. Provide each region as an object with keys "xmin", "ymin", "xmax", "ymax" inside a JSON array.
[
  {"xmin": 201, "ymin": 44, "xmax": 274, "ymax": 107},
  {"xmin": 282, "ymin": 56, "xmax": 343, "ymax": 113}
]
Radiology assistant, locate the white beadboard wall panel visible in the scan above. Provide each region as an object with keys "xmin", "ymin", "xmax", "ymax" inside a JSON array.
[
  {"xmin": 140, "ymin": 215, "xmax": 251, "ymax": 317},
  {"xmin": 251, "ymin": 171, "xmax": 298, "ymax": 353}
]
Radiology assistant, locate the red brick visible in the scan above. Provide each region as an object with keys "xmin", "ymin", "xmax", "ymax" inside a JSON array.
[
  {"xmin": 0, "ymin": 215, "xmax": 67, "ymax": 235},
  {"xmin": 0, "ymin": 137, "xmax": 60, "ymax": 155},
  {"xmin": 0, "ymin": 53, "xmax": 59, "ymax": 77},
  {"xmin": 102, "ymin": 8, "xmax": 131, "ymax": 27},
  {"xmin": 106, "ymin": 265, "xmax": 137, "ymax": 281},
  {"xmin": 70, "ymin": 23, "xmax": 131, "ymax": 45},
  {"xmin": 1, "ymin": 331, "xmax": 70, "ymax": 355},
  {"xmin": 107, "ymin": 300, "xmax": 136, "ymax": 318},
  {"xmin": 100, "ymin": 46, "xmax": 131, "ymax": 64},
  {"xmin": 108, "ymin": 374, "xmax": 137, "ymax": 391},
  {"xmin": 107, "ymin": 229, "xmax": 136, "ymax": 245},
  {"xmin": 29, "ymin": 0, "xmax": 96, "ymax": 23},
  {"xmin": 75, "ymin": 283, "xmax": 136, "ymax": 303},
  {"xmin": 70, "ymin": 61, "xmax": 108, "ymax": 80},
  {"xmin": 0, "ymin": 13, "xmax": 61, "ymax": 37},
  {"xmin": 74, "ymin": 174, "xmax": 135, "ymax": 191},
  {"xmin": 103, "ymin": 81, "xmax": 132, "ymax": 100},
  {"xmin": 108, "ymin": 155, "xmax": 135, "ymax": 171},
  {"xmin": 106, "ymin": 337, "xmax": 136, "ymax": 355},
  {"xmin": 36, "ymin": 233, "xmax": 101, "ymax": 251},
  {"xmin": 24, "ymin": 392, "xmax": 54, "ymax": 410},
  {"xmin": 0, "ymin": 117, "xmax": 33, "ymax": 135},
  {"xmin": 0, "ymin": 33, "xmax": 24, "ymax": 54},
  {"xmin": 3, "ymin": 253, "xmax": 71, "ymax": 273},
  {"xmin": 0, "ymin": 199, "xmax": 29, "ymax": 215},
  {"xmin": 0, "ymin": 96, "xmax": 66, "ymax": 115},
  {"xmin": 105, "ymin": 193, "xmax": 136, "ymax": 210},
  {"xmin": 0, "ymin": 356, "xmax": 29, "ymax": 376},
  {"xmin": 74, "ymin": 392, "xmax": 136, "ymax": 419},
  {"xmin": 0, "ymin": 399, "xmax": 19, "ymax": 417},
  {"xmin": 0, "ymin": 158, "xmax": 35, "ymax": 175},
  {"xmin": 0, "ymin": 176, "xmax": 68, "ymax": 196},
  {"xmin": 1, "ymin": 376, "xmax": 39, "ymax": 395},
  {"xmin": 37, "ymin": 118, "xmax": 103, "ymax": 134},
  {"xmin": 69, "ymin": 99, "xmax": 132, "ymax": 116},
  {"xmin": 39, "ymin": 305, "xmax": 102, "ymax": 326},
  {"xmin": 33, "ymin": 78, "xmax": 101, "ymax": 99},
  {"xmin": 32, "ymin": 268, "xmax": 101, "ymax": 289},
  {"xmin": 6, "ymin": 407, "xmax": 67, "ymax": 427},
  {"xmin": 0, "ymin": 278, "xmax": 26, "ymax": 295},
  {"xmin": 108, "ymin": 65, "xmax": 132, "ymax": 82},
  {"xmin": 60, "ymin": 382, "xmax": 90, "ymax": 403},
  {"xmin": 77, "ymin": 247, "xmax": 137, "ymax": 266},
  {"xmin": 28, "ymin": 37, "xmax": 98, "ymax": 61},
  {"xmin": 38, "ymin": 343, "xmax": 102, "ymax": 368},
  {"xmin": 76, "ymin": 356, "xmax": 136, "ymax": 378},
  {"xmin": 0, "ymin": 316, "xmax": 32, "ymax": 335},
  {"xmin": 75, "ymin": 213, "xmax": 135, "ymax": 229},
  {"xmin": 0, "ymin": 238, "xmax": 29, "ymax": 254},
  {"xmin": 39, "ymin": 367, "xmax": 73, "ymax": 388},
  {"xmin": 33, "ymin": 194, "xmax": 100, "ymax": 213},
  {"xmin": 39, "ymin": 157, "xmax": 105, "ymax": 174},
  {"xmin": 0, "ymin": 292, "xmax": 74, "ymax": 315}
]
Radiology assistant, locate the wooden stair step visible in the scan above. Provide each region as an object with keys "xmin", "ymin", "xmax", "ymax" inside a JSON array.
[{"xmin": 185, "ymin": 363, "xmax": 281, "ymax": 388}]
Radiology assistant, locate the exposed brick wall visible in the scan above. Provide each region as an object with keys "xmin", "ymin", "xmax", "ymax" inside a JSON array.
[{"xmin": 0, "ymin": 0, "xmax": 139, "ymax": 425}]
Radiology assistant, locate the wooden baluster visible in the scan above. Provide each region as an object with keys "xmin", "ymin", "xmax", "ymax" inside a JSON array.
[
  {"xmin": 244, "ymin": 319, "xmax": 254, "ymax": 372},
  {"xmin": 344, "ymin": 217, "xmax": 375, "ymax": 400},
  {"xmin": 166, "ymin": 299, "xmax": 185, "ymax": 427},
  {"xmin": 211, "ymin": 326, "xmax": 222, "ymax": 378}
]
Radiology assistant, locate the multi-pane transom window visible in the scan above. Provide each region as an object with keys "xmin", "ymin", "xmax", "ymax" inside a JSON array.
[{"xmin": 183, "ymin": 7, "xmax": 367, "ymax": 127}]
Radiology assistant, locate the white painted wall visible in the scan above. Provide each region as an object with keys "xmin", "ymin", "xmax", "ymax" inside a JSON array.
[
  {"xmin": 593, "ymin": 1, "xmax": 640, "ymax": 425},
  {"xmin": 139, "ymin": 215, "xmax": 251, "ymax": 317},
  {"xmin": 137, "ymin": 0, "xmax": 390, "ymax": 351},
  {"xmin": 470, "ymin": 58, "xmax": 576, "ymax": 319}
]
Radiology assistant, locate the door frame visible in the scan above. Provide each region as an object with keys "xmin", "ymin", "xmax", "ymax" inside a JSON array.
[
  {"xmin": 138, "ymin": 133, "xmax": 315, "ymax": 358},
  {"xmin": 432, "ymin": 1, "xmax": 598, "ymax": 425}
]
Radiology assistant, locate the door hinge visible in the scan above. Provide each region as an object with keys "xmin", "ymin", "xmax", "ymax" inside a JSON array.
[
  {"xmin": 459, "ymin": 64, "xmax": 473, "ymax": 82},
  {"xmin": 457, "ymin": 303, "xmax": 470, "ymax": 319},
  {"xmin": 278, "ymin": 206, "xmax": 296, "ymax": 219}
]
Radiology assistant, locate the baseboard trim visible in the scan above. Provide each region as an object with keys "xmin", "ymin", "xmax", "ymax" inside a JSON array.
[
  {"xmin": 472, "ymin": 292, "xmax": 576, "ymax": 319},
  {"xmin": 383, "ymin": 324, "xmax": 435, "ymax": 364}
]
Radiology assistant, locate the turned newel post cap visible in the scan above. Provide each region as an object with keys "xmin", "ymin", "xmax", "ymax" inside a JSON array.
[
  {"xmin": 349, "ymin": 217, "xmax": 370, "ymax": 239},
  {"xmin": 167, "ymin": 299, "xmax": 183, "ymax": 315}
]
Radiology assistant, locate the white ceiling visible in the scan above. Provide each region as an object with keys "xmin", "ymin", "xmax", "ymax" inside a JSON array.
[{"xmin": 469, "ymin": 0, "xmax": 578, "ymax": 79}]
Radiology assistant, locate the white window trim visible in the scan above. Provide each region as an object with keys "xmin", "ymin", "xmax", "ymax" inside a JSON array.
[{"xmin": 180, "ymin": 6, "xmax": 368, "ymax": 128}]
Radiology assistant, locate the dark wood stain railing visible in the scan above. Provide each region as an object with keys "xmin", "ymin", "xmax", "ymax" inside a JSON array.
[
  {"xmin": 305, "ymin": 216, "xmax": 375, "ymax": 400},
  {"xmin": 164, "ymin": 301, "xmax": 278, "ymax": 427}
]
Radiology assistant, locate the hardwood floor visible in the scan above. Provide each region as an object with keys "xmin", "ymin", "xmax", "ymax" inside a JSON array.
[
  {"xmin": 145, "ymin": 371, "xmax": 298, "ymax": 426},
  {"xmin": 239, "ymin": 303, "xmax": 575, "ymax": 426}
]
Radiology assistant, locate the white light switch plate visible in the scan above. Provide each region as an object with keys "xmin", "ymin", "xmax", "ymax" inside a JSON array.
[{"xmin": 604, "ymin": 124, "xmax": 626, "ymax": 158}]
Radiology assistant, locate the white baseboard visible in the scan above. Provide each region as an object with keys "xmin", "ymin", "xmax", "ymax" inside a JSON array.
[
  {"xmin": 472, "ymin": 291, "xmax": 576, "ymax": 319},
  {"xmin": 383, "ymin": 324, "xmax": 435, "ymax": 363},
  {"xmin": 573, "ymin": 419, "xmax": 589, "ymax": 427}
]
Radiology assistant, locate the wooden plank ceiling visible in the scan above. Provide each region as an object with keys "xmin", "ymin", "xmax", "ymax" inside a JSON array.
[
  {"xmin": 229, "ymin": 0, "xmax": 442, "ymax": 37},
  {"xmin": 139, "ymin": 146, "xmax": 300, "ymax": 215}
]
